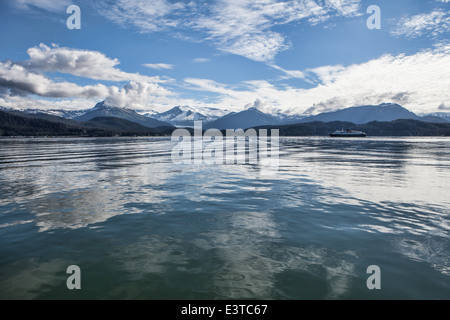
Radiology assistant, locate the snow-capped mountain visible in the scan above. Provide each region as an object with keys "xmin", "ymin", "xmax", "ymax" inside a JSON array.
[
  {"xmin": 419, "ymin": 112, "xmax": 450, "ymax": 123},
  {"xmin": 0, "ymin": 106, "xmax": 88, "ymax": 119},
  {"xmin": 299, "ymin": 103, "xmax": 422, "ymax": 124},
  {"xmin": 1, "ymin": 103, "xmax": 230, "ymax": 128},
  {"xmin": 274, "ymin": 112, "xmax": 307, "ymax": 125},
  {"xmin": 3, "ymin": 102, "xmax": 448, "ymax": 132},
  {"xmin": 202, "ymin": 103, "xmax": 450, "ymax": 130},
  {"xmin": 150, "ymin": 106, "xmax": 229, "ymax": 127},
  {"xmin": 74, "ymin": 101, "xmax": 172, "ymax": 128},
  {"xmin": 136, "ymin": 110, "xmax": 159, "ymax": 119}
]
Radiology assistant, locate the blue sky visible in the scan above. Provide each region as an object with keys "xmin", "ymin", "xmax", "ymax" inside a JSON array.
[{"xmin": 0, "ymin": 0, "xmax": 449, "ymax": 115}]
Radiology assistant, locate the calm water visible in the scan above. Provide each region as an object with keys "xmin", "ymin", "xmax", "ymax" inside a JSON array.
[{"xmin": 0, "ymin": 136, "xmax": 449, "ymax": 300}]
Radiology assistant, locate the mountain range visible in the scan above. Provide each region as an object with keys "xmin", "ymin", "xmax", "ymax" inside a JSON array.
[
  {"xmin": 74, "ymin": 101, "xmax": 172, "ymax": 128},
  {"xmin": 1, "ymin": 101, "xmax": 450, "ymax": 136},
  {"xmin": 419, "ymin": 112, "xmax": 450, "ymax": 123},
  {"xmin": 297, "ymin": 103, "xmax": 448, "ymax": 125},
  {"xmin": 3, "ymin": 101, "xmax": 449, "ymax": 129},
  {"xmin": 151, "ymin": 105, "xmax": 229, "ymax": 127}
]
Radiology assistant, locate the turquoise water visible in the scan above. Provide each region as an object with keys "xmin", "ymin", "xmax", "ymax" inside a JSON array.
[{"xmin": 0, "ymin": 137, "xmax": 449, "ymax": 299}]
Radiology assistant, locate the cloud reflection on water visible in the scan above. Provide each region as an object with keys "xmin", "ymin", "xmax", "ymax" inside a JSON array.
[{"xmin": 0, "ymin": 137, "xmax": 449, "ymax": 299}]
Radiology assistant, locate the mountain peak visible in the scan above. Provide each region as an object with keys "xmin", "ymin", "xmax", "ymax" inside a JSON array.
[
  {"xmin": 377, "ymin": 102, "xmax": 403, "ymax": 109},
  {"xmin": 74, "ymin": 101, "xmax": 172, "ymax": 128},
  {"xmin": 171, "ymin": 106, "xmax": 183, "ymax": 111},
  {"xmin": 245, "ymin": 107, "xmax": 266, "ymax": 114},
  {"xmin": 93, "ymin": 101, "xmax": 107, "ymax": 109},
  {"xmin": 300, "ymin": 103, "xmax": 420, "ymax": 125},
  {"xmin": 93, "ymin": 100, "xmax": 118, "ymax": 110},
  {"xmin": 205, "ymin": 107, "xmax": 281, "ymax": 130}
]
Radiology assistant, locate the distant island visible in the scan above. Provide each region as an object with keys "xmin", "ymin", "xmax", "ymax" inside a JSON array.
[
  {"xmin": 254, "ymin": 120, "xmax": 450, "ymax": 137},
  {"xmin": 1, "ymin": 102, "xmax": 450, "ymax": 137}
]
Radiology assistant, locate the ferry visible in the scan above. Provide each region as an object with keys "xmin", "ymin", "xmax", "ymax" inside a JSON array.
[{"xmin": 330, "ymin": 129, "xmax": 367, "ymax": 137}]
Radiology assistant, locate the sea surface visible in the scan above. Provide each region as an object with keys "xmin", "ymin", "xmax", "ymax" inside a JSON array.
[{"xmin": 0, "ymin": 136, "xmax": 449, "ymax": 300}]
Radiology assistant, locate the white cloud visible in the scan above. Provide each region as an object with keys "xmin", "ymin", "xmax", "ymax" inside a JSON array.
[
  {"xmin": 105, "ymin": 81, "xmax": 171, "ymax": 108},
  {"xmin": 270, "ymin": 64, "xmax": 307, "ymax": 80},
  {"xmin": 24, "ymin": 44, "xmax": 163, "ymax": 83},
  {"xmin": 191, "ymin": 0, "xmax": 361, "ymax": 62},
  {"xmin": 193, "ymin": 58, "xmax": 210, "ymax": 63},
  {"xmin": 438, "ymin": 103, "xmax": 450, "ymax": 110},
  {"xmin": 0, "ymin": 60, "xmax": 109, "ymax": 98},
  {"xmin": 325, "ymin": 0, "xmax": 361, "ymax": 17},
  {"xmin": 184, "ymin": 77, "xmax": 242, "ymax": 97},
  {"xmin": 0, "ymin": 44, "xmax": 174, "ymax": 110},
  {"xmin": 143, "ymin": 63, "xmax": 174, "ymax": 70},
  {"xmin": 2, "ymin": 42, "xmax": 448, "ymax": 115},
  {"xmin": 183, "ymin": 45, "xmax": 450, "ymax": 115},
  {"xmin": 192, "ymin": 0, "xmax": 286, "ymax": 62},
  {"xmin": 391, "ymin": 10, "xmax": 450, "ymax": 38},
  {"xmin": 0, "ymin": 87, "xmax": 199, "ymax": 112},
  {"xmin": 98, "ymin": 0, "xmax": 185, "ymax": 32},
  {"xmin": 13, "ymin": 0, "xmax": 70, "ymax": 12},
  {"xmin": 96, "ymin": 0, "xmax": 362, "ymax": 62},
  {"xmin": 204, "ymin": 0, "xmax": 363, "ymax": 61},
  {"xmin": 3, "ymin": 45, "xmax": 448, "ymax": 115}
]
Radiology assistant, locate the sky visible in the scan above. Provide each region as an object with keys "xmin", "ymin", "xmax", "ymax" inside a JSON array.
[{"xmin": 0, "ymin": 0, "xmax": 449, "ymax": 115}]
